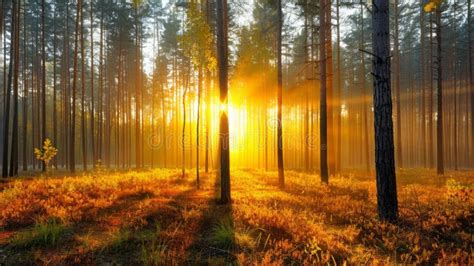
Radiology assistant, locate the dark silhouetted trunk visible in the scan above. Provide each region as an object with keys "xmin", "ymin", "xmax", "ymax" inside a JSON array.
[
  {"xmin": 319, "ymin": 0, "xmax": 328, "ymax": 184},
  {"xmin": 372, "ymin": 0, "xmax": 398, "ymax": 222},
  {"xmin": 277, "ymin": 0, "xmax": 284, "ymax": 188},
  {"xmin": 217, "ymin": 0, "xmax": 230, "ymax": 204}
]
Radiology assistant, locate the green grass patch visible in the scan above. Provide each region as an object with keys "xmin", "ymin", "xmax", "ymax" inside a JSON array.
[
  {"xmin": 210, "ymin": 218, "xmax": 235, "ymax": 249},
  {"xmin": 10, "ymin": 218, "xmax": 69, "ymax": 249}
]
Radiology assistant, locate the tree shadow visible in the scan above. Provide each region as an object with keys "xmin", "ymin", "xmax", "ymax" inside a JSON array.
[{"xmin": 184, "ymin": 172, "xmax": 235, "ymax": 264}]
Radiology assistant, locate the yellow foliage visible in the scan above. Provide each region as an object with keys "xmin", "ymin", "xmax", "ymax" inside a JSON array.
[
  {"xmin": 34, "ymin": 139, "xmax": 58, "ymax": 170},
  {"xmin": 423, "ymin": 0, "xmax": 443, "ymax": 12},
  {"xmin": 0, "ymin": 169, "xmax": 471, "ymax": 264}
]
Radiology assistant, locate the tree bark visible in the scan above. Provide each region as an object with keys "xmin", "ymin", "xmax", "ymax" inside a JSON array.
[{"xmin": 372, "ymin": 0, "xmax": 398, "ymax": 222}]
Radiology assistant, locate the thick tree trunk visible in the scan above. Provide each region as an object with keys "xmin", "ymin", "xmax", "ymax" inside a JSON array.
[
  {"xmin": 217, "ymin": 0, "xmax": 230, "ymax": 204},
  {"xmin": 372, "ymin": 0, "xmax": 398, "ymax": 222},
  {"xmin": 80, "ymin": 2, "xmax": 87, "ymax": 171}
]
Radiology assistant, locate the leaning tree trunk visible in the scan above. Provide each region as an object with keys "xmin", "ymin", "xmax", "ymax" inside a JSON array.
[
  {"xmin": 372, "ymin": 0, "xmax": 398, "ymax": 222},
  {"xmin": 217, "ymin": 0, "xmax": 230, "ymax": 204}
]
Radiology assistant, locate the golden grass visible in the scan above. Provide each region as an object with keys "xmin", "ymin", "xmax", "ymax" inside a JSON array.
[{"xmin": 0, "ymin": 168, "xmax": 471, "ymax": 264}]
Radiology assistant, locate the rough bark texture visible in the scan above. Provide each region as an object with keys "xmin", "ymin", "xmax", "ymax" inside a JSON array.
[
  {"xmin": 372, "ymin": 0, "xmax": 398, "ymax": 222},
  {"xmin": 217, "ymin": 0, "xmax": 230, "ymax": 204}
]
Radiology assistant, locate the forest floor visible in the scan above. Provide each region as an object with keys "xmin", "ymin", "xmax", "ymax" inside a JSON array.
[{"xmin": 0, "ymin": 168, "xmax": 472, "ymax": 264}]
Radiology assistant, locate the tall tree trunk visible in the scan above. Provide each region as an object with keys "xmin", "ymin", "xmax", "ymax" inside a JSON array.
[
  {"xmin": 360, "ymin": 5, "xmax": 370, "ymax": 174},
  {"xmin": 98, "ymin": 8, "xmax": 104, "ymax": 164},
  {"xmin": 53, "ymin": 5, "xmax": 57, "ymax": 169},
  {"xmin": 217, "ymin": 0, "xmax": 230, "ymax": 204},
  {"xmin": 325, "ymin": 0, "xmax": 335, "ymax": 176},
  {"xmin": 319, "ymin": 0, "xmax": 328, "ymax": 184},
  {"xmin": 9, "ymin": 0, "xmax": 20, "ymax": 177},
  {"xmin": 428, "ymin": 13, "xmax": 434, "ymax": 168},
  {"xmin": 420, "ymin": 0, "xmax": 426, "ymax": 168},
  {"xmin": 335, "ymin": 0, "xmax": 342, "ymax": 173},
  {"xmin": 468, "ymin": 0, "xmax": 473, "ymax": 165},
  {"xmin": 41, "ymin": 0, "xmax": 46, "ymax": 172},
  {"xmin": 393, "ymin": 0, "xmax": 403, "ymax": 169},
  {"xmin": 80, "ymin": 1, "xmax": 87, "ymax": 171},
  {"xmin": 1, "ymin": 0, "xmax": 16, "ymax": 178},
  {"xmin": 372, "ymin": 0, "xmax": 398, "ymax": 222},
  {"xmin": 70, "ymin": 0, "xmax": 82, "ymax": 173},
  {"xmin": 196, "ymin": 65, "xmax": 202, "ymax": 188},
  {"xmin": 277, "ymin": 0, "xmax": 285, "ymax": 187},
  {"xmin": 22, "ymin": 8, "xmax": 27, "ymax": 171},
  {"xmin": 90, "ymin": 0, "xmax": 95, "ymax": 167},
  {"xmin": 435, "ymin": 9, "xmax": 444, "ymax": 175},
  {"xmin": 135, "ymin": 7, "xmax": 141, "ymax": 169}
]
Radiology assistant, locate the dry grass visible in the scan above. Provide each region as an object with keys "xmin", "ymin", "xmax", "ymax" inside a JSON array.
[{"xmin": 0, "ymin": 168, "xmax": 472, "ymax": 264}]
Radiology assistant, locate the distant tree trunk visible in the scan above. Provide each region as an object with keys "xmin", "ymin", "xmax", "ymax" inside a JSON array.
[
  {"xmin": 80, "ymin": 1, "xmax": 87, "ymax": 171},
  {"xmin": 277, "ymin": 0, "xmax": 285, "ymax": 188},
  {"xmin": 9, "ymin": 0, "xmax": 20, "ymax": 177},
  {"xmin": 135, "ymin": 7, "xmax": 141, "ymax": 169},
  {"xmin": 393, "ymin": 0, "xmax": 403, "ymax": 169},
  {"xmin": 360, "ymin": 5, "xmax": 370, "ymax": 174},
  {"xmin": 217, "ymin": 0, "xmax": 230, "ymax": 204},
  {"xmin": 428, "ymin": 13, "xmax": 434, "ymax": 168},
  {"xmin": 325, "ymin": 0, "xmax": 335, "ymax": 176},
  {"xmin": 182, "ymin": 63, "xmax": 190, "ymax": 177},
  {"xmin": 41, "ymin": 0, "xmax": 46, "ymax": 172},
  {"xmin": 98, "ymin": 8, "xmax": 104, "ymax": 164},
  {"xmin": 372, "ymin": 0, "xmax": 398, "ymax": 222},
  {"xmin": 452, "ymin": 4, "xmax": 458, "ymax": 170},
  {"xmin": 468, "ymin": 0, "xmax": 473, "ymax": 164},
  {"xmin": 319, "ymin": 0, "xmax": 328, "ymax": 184},
  {"xmin": 90, "ymin": 0, "xmax": 95, "ymax": 167},
  {"xmin": 53, "ymin": 5, "xmax": 58, "ymax": 169},
  {"xmin": 435, "ymin": 8, "xmax": 444, "ymax": 175},
  {"xmin": 419, "ymin": 0, "xmax": 427, "ymax": 168},
  {"xmin": 22, "ymin": 9, "xmax": 27, "ymax": 171},
  {"xmin": 2, "ymin": 0, "xmax": 16, "ymax": 178},
  {"xmin": 336, "ymin": 0, "xmax": 342, "ymax": 173},
  {"xmin": 70, "ymin": 0, "xmax": 82, "ymax": 173},
  {"xmin": 205, "ymin": 0, "xmax": 211, "ymax": 173},
  {"xmin": 196, "ymin": 65, "xmax": 202, "ymax": 188}
]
